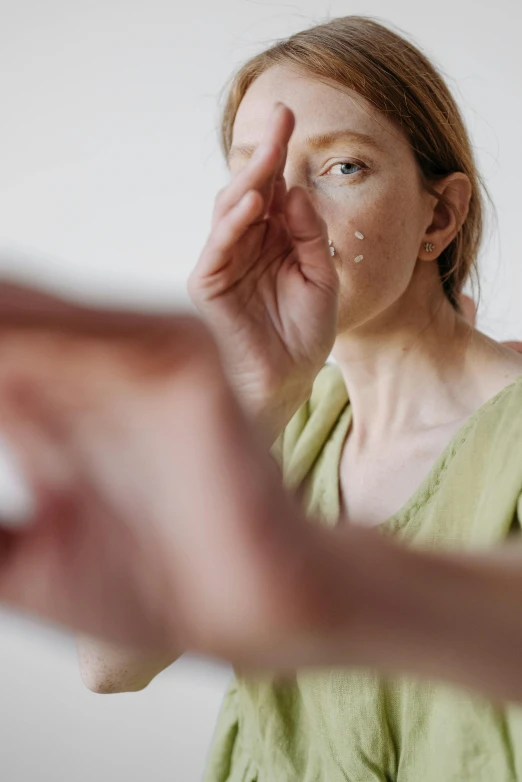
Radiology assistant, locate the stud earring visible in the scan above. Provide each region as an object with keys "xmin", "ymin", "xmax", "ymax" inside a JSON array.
[
  {"xmin": 328, "ymin": 239, "xmax": 336, "ymax": 257},
  {"xmin": 424, "ymin": 242, "xmax": 435, "ymax": 253}
]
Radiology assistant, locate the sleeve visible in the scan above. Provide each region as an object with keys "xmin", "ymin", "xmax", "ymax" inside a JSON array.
[{"xmin": 269, "ymin": 363, "xmax": 349, "ymax": 491}]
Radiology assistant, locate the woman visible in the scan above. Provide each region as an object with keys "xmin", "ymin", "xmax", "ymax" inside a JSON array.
[{"xmin": 78, "ymin": 15, "xmax": 522, "ymax": 781}]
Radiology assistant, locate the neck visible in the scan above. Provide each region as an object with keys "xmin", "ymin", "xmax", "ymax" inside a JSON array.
[{"xmin": 332, "ymin": 283, "xmax": 477, "ymax": 449}]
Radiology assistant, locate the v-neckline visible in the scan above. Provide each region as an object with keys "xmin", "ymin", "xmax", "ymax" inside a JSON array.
[{"xmin": 329, "ymin": 373, "xmax": 522, "ymax": 535}]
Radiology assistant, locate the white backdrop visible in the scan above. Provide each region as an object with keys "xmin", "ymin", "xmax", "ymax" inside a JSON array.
[{"xmin": 1, "ymin": 1, "xmax": 521, "ymax": 780}]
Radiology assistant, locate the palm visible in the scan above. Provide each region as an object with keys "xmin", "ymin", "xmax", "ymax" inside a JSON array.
[
  {"xmin": 0, "ymin": 329, "xmax": 187, "ymax": 651},
  {"xmin": 189, "ymin": 104, "xmax": 339, "ymax": 404},
  {"xmin": 0, "ymin": 311, "xmax": 303, "ymax": 660},
  {"xmin": 197, "ymin": 212, "xmax": 338, "ymax": 385},
  {"xmin": 0, "ymin": 483, "xmax": 169, "ymax": 650}
]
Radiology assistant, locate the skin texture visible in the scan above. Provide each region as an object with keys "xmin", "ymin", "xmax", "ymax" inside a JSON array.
[
  {"xmin": 80, "ymin": 68, "xmax": 522, "ymax": 692},
  {"xmin": 228, "ymin": 68, "xmax": 446, "ymax": 337},
  {"xmin": 5, "ymin": 278, "xmax": 522, "ymax": 704},
  {"xmin": 0, "ymin": 281, "xmax": 322, "ymax": 667},
  {"xmin": 227, "ymin": 68, "xmax": 522, "ymax": 530},
  {"xmin": 77, "ymin": 637, "xmax": 175, "ymax": 694},
  {"xmin": 188, "ymin": 102, "xmax": 339, "ymax": 445}
]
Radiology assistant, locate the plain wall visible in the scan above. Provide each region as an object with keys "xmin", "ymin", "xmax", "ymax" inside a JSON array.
[{"xmin": 1, "ymin": 0, "xmax": 521, "ymax": 779}]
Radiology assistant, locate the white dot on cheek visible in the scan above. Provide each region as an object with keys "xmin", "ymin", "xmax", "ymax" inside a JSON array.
[
  {"xmin": 354, "ymin": 255, "xmax": 364, "ymax": 264},
  {"xmin": 355, "ymin": 231, "xmax": 365, "ymax": 240}
]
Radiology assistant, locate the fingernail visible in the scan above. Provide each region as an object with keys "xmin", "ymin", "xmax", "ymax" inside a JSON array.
[{"xmin": 0, "ymin": 435, "xmax": 34, "ymax": 527}]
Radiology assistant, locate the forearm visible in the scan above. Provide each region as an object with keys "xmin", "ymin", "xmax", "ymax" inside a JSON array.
[{"xmin": 308, "ymin": 524, "xmax": 522, "ymax": 702}]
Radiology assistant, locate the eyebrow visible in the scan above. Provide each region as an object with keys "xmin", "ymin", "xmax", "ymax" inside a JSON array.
[{"xmin": 227, "ymin": 129, "xmax": 382, "ymax": 163}]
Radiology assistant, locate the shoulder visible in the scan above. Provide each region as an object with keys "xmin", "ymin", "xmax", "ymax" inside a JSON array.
[{"xmin": 481, "ymin": 370, "xmax": 522, "ymax": 425}]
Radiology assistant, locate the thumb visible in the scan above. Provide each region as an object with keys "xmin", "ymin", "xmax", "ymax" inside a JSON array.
[{"xmin": 285, "ymin": 186, "xmax": 338, "ymax": 291}]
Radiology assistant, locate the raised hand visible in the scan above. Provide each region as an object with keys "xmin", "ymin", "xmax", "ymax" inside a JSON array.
[
  {"xmin": 188, "ymin": 104, "xmax": 339, "ymax": 440},
  {"xmin": 0, "ymin": 281, "xmax": 312, "ymax": 663}
]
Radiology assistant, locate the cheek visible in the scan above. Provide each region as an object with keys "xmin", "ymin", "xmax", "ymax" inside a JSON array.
[
  {"xmin": 326, "ymin": 183, "xmax": 425, "ymax": 327},
  {"xmin": 324, "ymin": 171, "xmax": 423, "ymax": 267}
]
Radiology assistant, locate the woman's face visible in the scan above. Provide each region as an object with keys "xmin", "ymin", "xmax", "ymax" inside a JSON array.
[{"xmin": 230, "ymin": 65, "xmax": 440, "ymax": 335}]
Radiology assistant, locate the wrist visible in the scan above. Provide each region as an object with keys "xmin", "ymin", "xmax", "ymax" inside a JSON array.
[{"xmin": 234, "ymin": 371, "xmax": 315, "ymax": 447}]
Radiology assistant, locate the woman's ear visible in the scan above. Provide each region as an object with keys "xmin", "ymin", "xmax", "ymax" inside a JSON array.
[{"xmin": 418, "ymin": 173, "xmax": 472, "ymax": 261}]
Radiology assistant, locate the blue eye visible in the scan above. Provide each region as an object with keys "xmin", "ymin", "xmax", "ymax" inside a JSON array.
[{"xmin": 329, "ymin": 161, "xmax": 362, "ymax": 176}]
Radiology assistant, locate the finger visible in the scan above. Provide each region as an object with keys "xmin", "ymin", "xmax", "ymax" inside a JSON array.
[
  {"xmin": 190, "ymin": 190, "xmax": 265, "ymax": 283},
  {"xmin": 243, "ymin": 102, "xmax": 293, "ymax": 203},
  {"xmin": 266, "ymin": 173, "xmax": 288, "ymax": 218},
  {"xmin": 0, "ymin": 380, "xmax": 79, "ymax": 605},
  {"xmin": 212, "ymin": 104, "xmax": 294, "ymax": 228},
  {"xmin": 285, "ymin": 186, "xmax": 338, "ymax": 291},
  {"xmin": 264, "ymin": 106, "xmax": 294, "ymax": 217},
  {"xmin": 0, "ymin": 375, "xmax": 78, "ymax": 501},
  {"xmin": 0, "ymin": 435, "xmax": 35, "ymax": 529},
  {"xmin": 0, "ymin": 278, "xmax": 182, "ymax": 339}
]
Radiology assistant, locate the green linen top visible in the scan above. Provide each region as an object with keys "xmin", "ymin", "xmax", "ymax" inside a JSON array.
[{"xmin": 204, "ymin": 364, "xmax": 522, "ymax": 782}]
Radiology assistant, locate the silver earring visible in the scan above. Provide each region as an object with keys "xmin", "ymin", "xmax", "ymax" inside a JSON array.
[
  {"xmin": 328, "ymin": 239, "xmax": 335, "ymax": 257},
  {"xmin": 424, "ymin": 242, "xmax": 435, "ymax": 253}
]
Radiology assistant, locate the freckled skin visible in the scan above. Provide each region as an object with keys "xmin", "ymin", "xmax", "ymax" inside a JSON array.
[
  {"xmin": 230, "ymin": 64, "xmax": 522, "ymax": 531},
  {"xmin": 232, "ymin": 65, "xmax": 436, "ymax": 335},
  {"xmin": 77, "ymin": 63, "xmax": 522, "ymax": 695}
]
